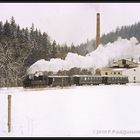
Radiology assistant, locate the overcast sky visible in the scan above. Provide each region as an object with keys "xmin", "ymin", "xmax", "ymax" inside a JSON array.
[{"xmin": 0, "ymin": 3, "xmax": 140, "ymax": 46}]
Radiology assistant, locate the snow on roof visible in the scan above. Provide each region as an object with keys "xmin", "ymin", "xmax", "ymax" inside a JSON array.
[
  {"xmin": 112, "ymin": 68, "xmax": 127, "ymax": 71},
  {"xmin": 72, "ymin": 75, "xmax": 102, "ymax": 77},
  {"xmin": 99, "ymin": 67, "xmax": 126, "ymax": 71},
  {"xmin": 102, "ymin": 75, "xmax": 128, "ymax": 77}
]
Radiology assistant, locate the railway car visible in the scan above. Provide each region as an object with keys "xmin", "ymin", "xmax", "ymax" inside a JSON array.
[
  {"xmin": 102, "ymin": 75, "xmax": 129, "ymax": 85},
  {"xmin": 72, "ymin": 75, "xmax": 103, "ymax": 86}
]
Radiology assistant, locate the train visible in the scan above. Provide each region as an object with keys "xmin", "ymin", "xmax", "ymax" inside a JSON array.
[{"xmin": 23, "ymin": 74, "xmax": 129, "ymax": 88}]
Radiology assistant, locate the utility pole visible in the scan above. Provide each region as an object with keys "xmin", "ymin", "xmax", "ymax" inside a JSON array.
[
  {"xmin": 61, "ymin": 68, "xmax": 63, "ymax": 88},
  {"xmin": 8, "ymin": 95, "xmax": 12, "ymax": 133}
]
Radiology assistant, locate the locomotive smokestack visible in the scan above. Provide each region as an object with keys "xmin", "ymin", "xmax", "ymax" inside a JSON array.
[{"xmin": 96, "ymin": 13, "xmax": 100, "ymax": 48}]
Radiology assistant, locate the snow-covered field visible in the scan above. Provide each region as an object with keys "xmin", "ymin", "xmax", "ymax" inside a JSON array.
[{"xmin": 0, "ymin": 84, "xmax": 140, "ymax": 137}]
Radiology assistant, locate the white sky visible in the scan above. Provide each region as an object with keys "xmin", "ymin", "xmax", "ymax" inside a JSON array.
[{"xmin": 0, "ymin": 3, "xmax": 140, "ymax": 46}]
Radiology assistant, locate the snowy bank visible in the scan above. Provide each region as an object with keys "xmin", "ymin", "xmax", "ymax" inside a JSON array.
[{"xmin": 1, "ymin": 85, "xmax": 140, "ymax": 137}]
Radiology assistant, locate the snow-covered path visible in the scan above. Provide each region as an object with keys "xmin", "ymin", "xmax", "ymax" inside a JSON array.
[{"xmin": 0, "ymin": 85, "xmax": 140, "ymax": 137}]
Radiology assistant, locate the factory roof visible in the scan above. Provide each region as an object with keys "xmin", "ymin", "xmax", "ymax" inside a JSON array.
[{"xmin": 100, "ymin": 67, "xmax": 127, "ymax": 71}]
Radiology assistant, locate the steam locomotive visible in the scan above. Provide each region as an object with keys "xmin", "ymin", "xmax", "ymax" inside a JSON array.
[{"xmin": 23, "ymin": 74, "xmax": 129, "ymax": 88}]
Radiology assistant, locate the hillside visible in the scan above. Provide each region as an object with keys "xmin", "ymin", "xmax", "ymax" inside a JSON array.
[{"xmin": 81, "ymin": 22, "xmax": 140, "ymax": 54}]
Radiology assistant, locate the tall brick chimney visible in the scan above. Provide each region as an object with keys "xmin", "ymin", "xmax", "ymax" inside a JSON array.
[{"xmin": 96, "ymin": 13, "xmax": 100, "ymax": 48}]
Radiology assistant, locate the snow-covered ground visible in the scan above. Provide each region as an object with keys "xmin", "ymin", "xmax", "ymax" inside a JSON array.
[{"xmin": 0, "ymin": 84, "xmax": 140, "ymax": 137}]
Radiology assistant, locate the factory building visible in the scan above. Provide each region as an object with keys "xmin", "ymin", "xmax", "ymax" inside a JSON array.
[
  {"xmin": 122, "ymin": 64, "xmax": 140, "ymax": 83},
  {"xmin": 96, "ymin": 67, "xmax": 125, "ymax": 76},
  {"xmin": 95, "ymin": 58, "xmax": 140, "ymax": 83}
]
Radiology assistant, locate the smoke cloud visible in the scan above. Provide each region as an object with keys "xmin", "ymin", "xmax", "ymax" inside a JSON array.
[
  {"xmin": 93, "ymin": 4, "xmax": 100, "ymax": 12},
  {"xmin": 27, "ymin": 37, "xmax": 140, "ymax": 74},
  {"xmin": 83, "ymin": 3, "xmax": 100, "ymax": 12}
]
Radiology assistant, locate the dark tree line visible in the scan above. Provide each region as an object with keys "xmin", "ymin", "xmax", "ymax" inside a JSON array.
[
  {"xmin": 56, "ymin": 67, "xmax": 92, "ymax": 76},
  {"xmin": 100, "ymin": 22, "xmax": 140, "ymax": 45},
  {"xmin": 0, "ymin": 17, "xmax": 78, "ymax": 87},
  {"xmin": 77, "ymin": 22, "xmax": 140, "ymax": 55}
]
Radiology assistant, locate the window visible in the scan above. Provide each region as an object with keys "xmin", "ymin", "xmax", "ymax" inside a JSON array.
[
  {"xmin": 105, "ymin": 72, "xmax": 108, "ymax": 75},
  {"xmin": 118, "ymin": 72, "xmax": 120, "ymax": 74},
  {"xmin": 122, "ymin": 59, "xmax": 126, "ymax": 65},
  {"xmin": 134, "ymin": 69, "xmax": 136, "ymax": 71},
  {"xmin": 114, "ymin": 72, "xmax": 116, "ymax": 75},
  {"xmin": 134, "ymin": 76, "xmax": 136, "ymax": 80},
  {"xmin": 134, "ymin": 76, "xmax": 136, "ymax": 83}
]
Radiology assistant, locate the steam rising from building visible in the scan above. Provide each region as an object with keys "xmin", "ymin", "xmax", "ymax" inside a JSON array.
[{"xmin": 27, "ymin": 37, "xmax": 140, "ymax": 75}]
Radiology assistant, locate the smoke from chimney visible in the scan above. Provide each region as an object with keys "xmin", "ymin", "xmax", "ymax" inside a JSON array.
[
  {"xmin": 28, "ymin": 37, "xmax": 140, "ymax": 74},
  {"xmin": 96, "ymin": 13, "xmax": 100, "ymax": 48}
]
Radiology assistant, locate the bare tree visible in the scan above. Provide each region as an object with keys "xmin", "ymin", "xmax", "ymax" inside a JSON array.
[{"xmin": 0, "ymin": 40, "xmax": 32, "ymax": 87}]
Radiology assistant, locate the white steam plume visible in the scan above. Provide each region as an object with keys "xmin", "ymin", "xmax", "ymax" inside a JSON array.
[
  {"xmin": 83, "ymin": 3, "xmax": 100, "ymax": 12},
  {"xmin": 93, "ymin": 4, "xmax": 100, "ymax": 12},
  {"xmin": 27, "ymin": 37, "xmax": 140, "ymax": 74}
]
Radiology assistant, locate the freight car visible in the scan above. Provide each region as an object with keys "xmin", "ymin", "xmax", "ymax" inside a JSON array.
[{"xmin": 23, "ymin": 74, "xmax": 129, "ymax": 88}]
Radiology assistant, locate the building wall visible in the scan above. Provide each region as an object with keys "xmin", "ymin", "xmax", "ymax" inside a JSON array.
[
  {"xmin": 115, "ymin": 59, "xmax": 138, "ymax": 68},
  {"xmin": 122, "ymin": 66, "xmax": 140, "ymax": 83},
  {"xmin": 100, "ymin": 68, "xmax": 123, "ymax": 76},
  {"xmin": 100, "ymin": 69, "xmax": 112, "ymax": 75}
]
